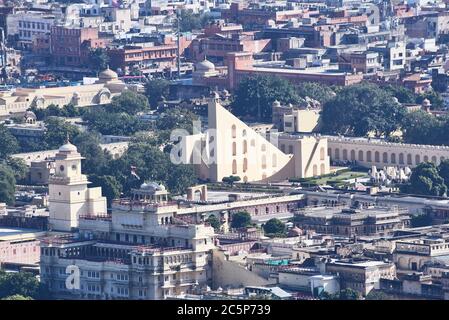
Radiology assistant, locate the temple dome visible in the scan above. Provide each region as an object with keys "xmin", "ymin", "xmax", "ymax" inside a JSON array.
[
  {"xmin": 196, "ymin": 58, "xmax": 215, "ymax": 72},
  {"xmin": 99, "ymin": 67, "xmax": 118, "ymax": 81},
  {"xmin": 59, "ymin": 142, "xmax": 78, "ymax": 153}
]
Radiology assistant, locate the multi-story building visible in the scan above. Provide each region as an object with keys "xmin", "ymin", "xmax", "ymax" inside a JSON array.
[
  {"xmin": 6, "ymin": 11, "xmax": 56, "ymax": 50},
  {"xmin": 293, "ymin": 205, "xmax": 411, "ymax": 237},
  {"xmin": 50, "ymin": 26, "xmax": 107, "ymax": 68},
  {"xmin": 107, "ymin": 43, "xmax": 177, "ymax": 74},
  {"xmin": 40, "ymin": 148, "xmax": 216, "ymax": 299},
  {"xmin": 0, "ymin": 68, "xmax": 131, "ymax": 117},
  {"xmin": 325, "ymin": 259, "xmax": 397, "ymax": 296}
]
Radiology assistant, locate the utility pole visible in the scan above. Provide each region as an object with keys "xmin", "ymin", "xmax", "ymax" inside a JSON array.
[{"xmin": 176, "ymin": 9, "xmax": 181, "ymax": 79}]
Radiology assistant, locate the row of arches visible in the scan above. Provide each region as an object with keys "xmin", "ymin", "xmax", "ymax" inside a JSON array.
[{"xmin": 330, "ymin": 148, "xmax": 446, "ymax": 166}]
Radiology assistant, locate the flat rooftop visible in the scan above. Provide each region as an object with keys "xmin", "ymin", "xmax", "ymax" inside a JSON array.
[{"xmin": 0, "ymin": 227, "xmax": 45, "ymax": 241}]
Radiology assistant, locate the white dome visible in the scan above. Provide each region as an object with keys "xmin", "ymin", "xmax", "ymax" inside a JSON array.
[
  {"xmin": 99, "ymin": 67, "xmax": 118, "ymax": 80},
  {"xmin": 196, "ymin": 58, "xmax": 215, "ymax": 72},
  {"xmin": 59, "ymin": 142, "xmax": 78, "ymax": 153}
]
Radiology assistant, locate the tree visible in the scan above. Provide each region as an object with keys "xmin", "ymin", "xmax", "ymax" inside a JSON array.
[
  {"xmin": 206, "ymin": 215, "xmax": 221, "ymax": 230},
  {"xmin": 439, "ymin": 159, "xmax": 449, "ymax": 189},
  {"xmin": 263, "ymin": 218, "xmax": 286, "ymax": 236},
  {"xmin": 156, "ymin": 107, "xmax": 198, "ymax": 132},
  {"xmin": 88, "ymin": 174, "xmax": 122, "ymax": 207},
  {"xmin": 73, "ymin": 132, "xmax": 113, "ymax": 175},
  {"xmin": 0, "ymin": 125, "xmax": 19, "ymax": 160},
  {"xmin": 232, "ymin": 74, "xmax": 303, "ymax": 121},
  {"xmin": 145, "ymin": 79, "xmax": 170, "ymax": 109},
  {"xmin": 88, "ymin": 48, "xmax": 110, "ymax": 74},
  {"xmin": 365, "ymin": 290, "xmax": 390, "ymax": 300},
  {"xmin": 231, "ymin": 211, "xmax": 252, "ymax": 229},
  {"xmin": 405, "ymin": 162, "xmax": 447, "ymax": 196},
  {"xmin": 0, "ymin": 164, "xmax": 16, "ymax": 205},
  {"xmin": 178, "ymin": 9, "xmax": 212, "ymax": 32},
  {"xmin": 0, "ymin": 271, "xmax": 49, "ymax": 299},
  {"xmin": 321, "ymin": 83, "xmax": 407, "ymax": 137},
  {"xmin": 383, "ymin": 84, "xmax": 417, "ymax": 103},
  {"xmin": 5, "ymin": 157, "xmax": 28, "ymax": 182},
  {"xmin": 401, "ymin": 110, "xmax": 443, "ymax": 145},
  {"xmin": 338, "ymin": 288, "xmax": 361, "ymax": 300},
  {"xmin": 108, "ymin": 142, "xmax": 197, "ymax": 195},
  {"xmin": 110, "ymin": 90, "xmax": 150, "ymax": 115},
  {"xmin": 43, "ymin": 117, "xmax": 81, "ymax": 149},
  {"xmin": 222, "ymin": 175, "xmax": 241, "ymax": 186},
  {"xmin": 417, "ymin": 89, "xmax": 444, "ymax": 110},
  {"xmin": 83, "ymin": 108, "xmax": 150, "ymax": 136},
  {"xmin": 296, "ymin": 82, "xmax": 335, "ymax": 104}
]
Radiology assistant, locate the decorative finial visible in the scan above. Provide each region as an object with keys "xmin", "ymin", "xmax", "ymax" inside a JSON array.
[{"xmin": 66, "ymin": 132, "xmax": 70, "ymax": 144}]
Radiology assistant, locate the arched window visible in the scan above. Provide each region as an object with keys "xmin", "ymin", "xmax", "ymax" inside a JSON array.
[
  {"xmin": 335, "ymin": 148, "xmax": 340, "ymax": 160},
  {"xmin": 243, "ymin": 140, "xmax": 247, "ymax": 154},
  {"xmin": 320, "ymin": 163, "xmax": 325, "ymax": 175},
  {"xmin": 441, "ymin": 156, "xmax": 445, "ymax": 163},
  {"xmin": 242, "ymin": 129, "xmax": 247, "ymax": 137},
  {"xmin": 399, "ymin": 153, "xmax": 404, "ymax": 165},
  {"xmin": 375, "ymin": 151, "xmax": 380, "ymax": 162},
  {"xmin": 313, "ymin": 164, "xmax": 318, "ymax": 176},
  {"xmin": 343, "ymin": 149, "xmax": 348, "ymax": 161},
  {"xmin": 391, "ymin": 153, "xmax": 396, "ymax": 164},
  {"xmin": 415, "ymin": 155, "xmax": 420, "ymax": 165},
  {"xmin": 432, "ymin": 156, "xmax": 437, "ymax": 164},
  {"xmin": 358, "ymin": 150, "xmax": 364, "ymax": 161},
  {"xmin": 424, "ymin": 155, "xmax": 429, "ymax": 162},
  {"xmin": 231, "ymin": 125, "xmax": 236, "ymax": 138},
  {"xmin": 367, "ymin": 151, "xmax": 372, "ymax": 162},
  {"xmin": 407, "ymin": 154, "xmax": 412, "ymax": 165},
  {"xmin": 320, "ymin": 148, "xmax": 325, "ymax": 160},
  {"xmin": 382, "ymin": 152, "xmax": 388, "ymax": 163},
  {"xmin": 232, "ymin": 142, "xmax": 236, "ymax": 156},
  {"xmin": 262, "ymin": 155, "xmax": 267, "ymax": 169},
  {"xmin": 350, "ymin": 150, "xmax": 355, "ymax": 161},
  {"xmin": 243, "ymin": 158, "xmax": 248, "ymax": 172},
  {"xmin": 232, "ymin": 160, "xmax": 237, "ymax": 174}
]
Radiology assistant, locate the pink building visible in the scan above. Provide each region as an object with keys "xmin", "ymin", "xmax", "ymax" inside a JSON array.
[{"xmin": 0, "ymin": 228, "xmax": 44, "ymax": 266}]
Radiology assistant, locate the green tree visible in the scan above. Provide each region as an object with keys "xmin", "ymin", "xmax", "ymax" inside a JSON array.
[
  {"xmin": 222, "ymin": 175, "xmax": 241, "ymax": 186},
  {"xmin": 231, "ymin": 211, "xmax": 252, "ymax": 229},
  {"xmin": 178, "ymin": 10, "xmax": 212, "ymax": 32},
  {"xmin": 43, "ymin": 117, "xmax": 81, "ymax": 149},
  {"xmin": 88, "ymin": 48, "xmax": 110, "ymax": 74},
  {"xmin": 0, "ymin": 124, "xmax": 19, "ymax": 159},
  {"xmin": 438, "ymin": 159, "xmax": 449, "ymax": 188},
  {"xmin": 232, "ymin": 74, "xmax": 303, "ymax": 121},
  {"xmin": 401, "ymin": 110, "xmax": 443, "ymax": 145},
  {"xmin": 145, "ymin": 79, "xmax": 170, "ymax": 109},
  {"xmin": 321, "ymin": 83, "xmax": 407, "ymax": 137},
  {"xmin": 73, "ymin": 132, "xmax": 113, "ymax": 175},
  {"xmin": 110, "ymin": 90, "xmax": 150, "ymax": 115},
  {"xmin": 88, "ymin": 174, "xmax": 122, "ymax": 207},
  {"xmin": 5, "ymin": 157, "xmax": 28, "ymax": 182},
  {"xmin": 0, "ymin": 271, "xmax": 49, "ymax": 299},
  {"xmin": 206, "ymin": 215, "xmax": 221, "ymax": 230},
  {"xmin": 416, "ymin": 89, "xmax": 444, "ymax": 110},
  {"xmin": 405, "ymin": 162, "xmax": 447, "ymax": 196},
  {"xmin": 296, "ymin": 82, "xmax": 335, "ymax": 104},
  {"xmin": 263, "ymin": 218, "xmax": 286, "ymax": 236},
  {"xmin": 383, "ymin": 84, "xmax": 417, "ymax": 103},
  {"xmin": 108, "ymin": 142, "xmax": 196, "ymax": 194},
  {"xmin": 365, "ymin": 290, "xmax": 390, "ymax": 300},
  {"xmin": 338, "ymin": 288, "xmax": 361, "ymax": 300},
  {"xmin": 83, "ymin": 108, "xmax": 150, "ymax": 136},
  {"xmin": 0, "ymin": 164, "xmax": 16, "ymax": 205}
]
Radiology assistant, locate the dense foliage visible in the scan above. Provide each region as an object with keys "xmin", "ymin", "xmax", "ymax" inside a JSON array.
[{"xmin": 230, "ymin": 211, "xmax": 252, "ymax": 229}]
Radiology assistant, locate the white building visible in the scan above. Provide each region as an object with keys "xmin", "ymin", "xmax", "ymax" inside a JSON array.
[{"xmin": 48, "ymin": 141, "xmax": 107, "ymax": 232}]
